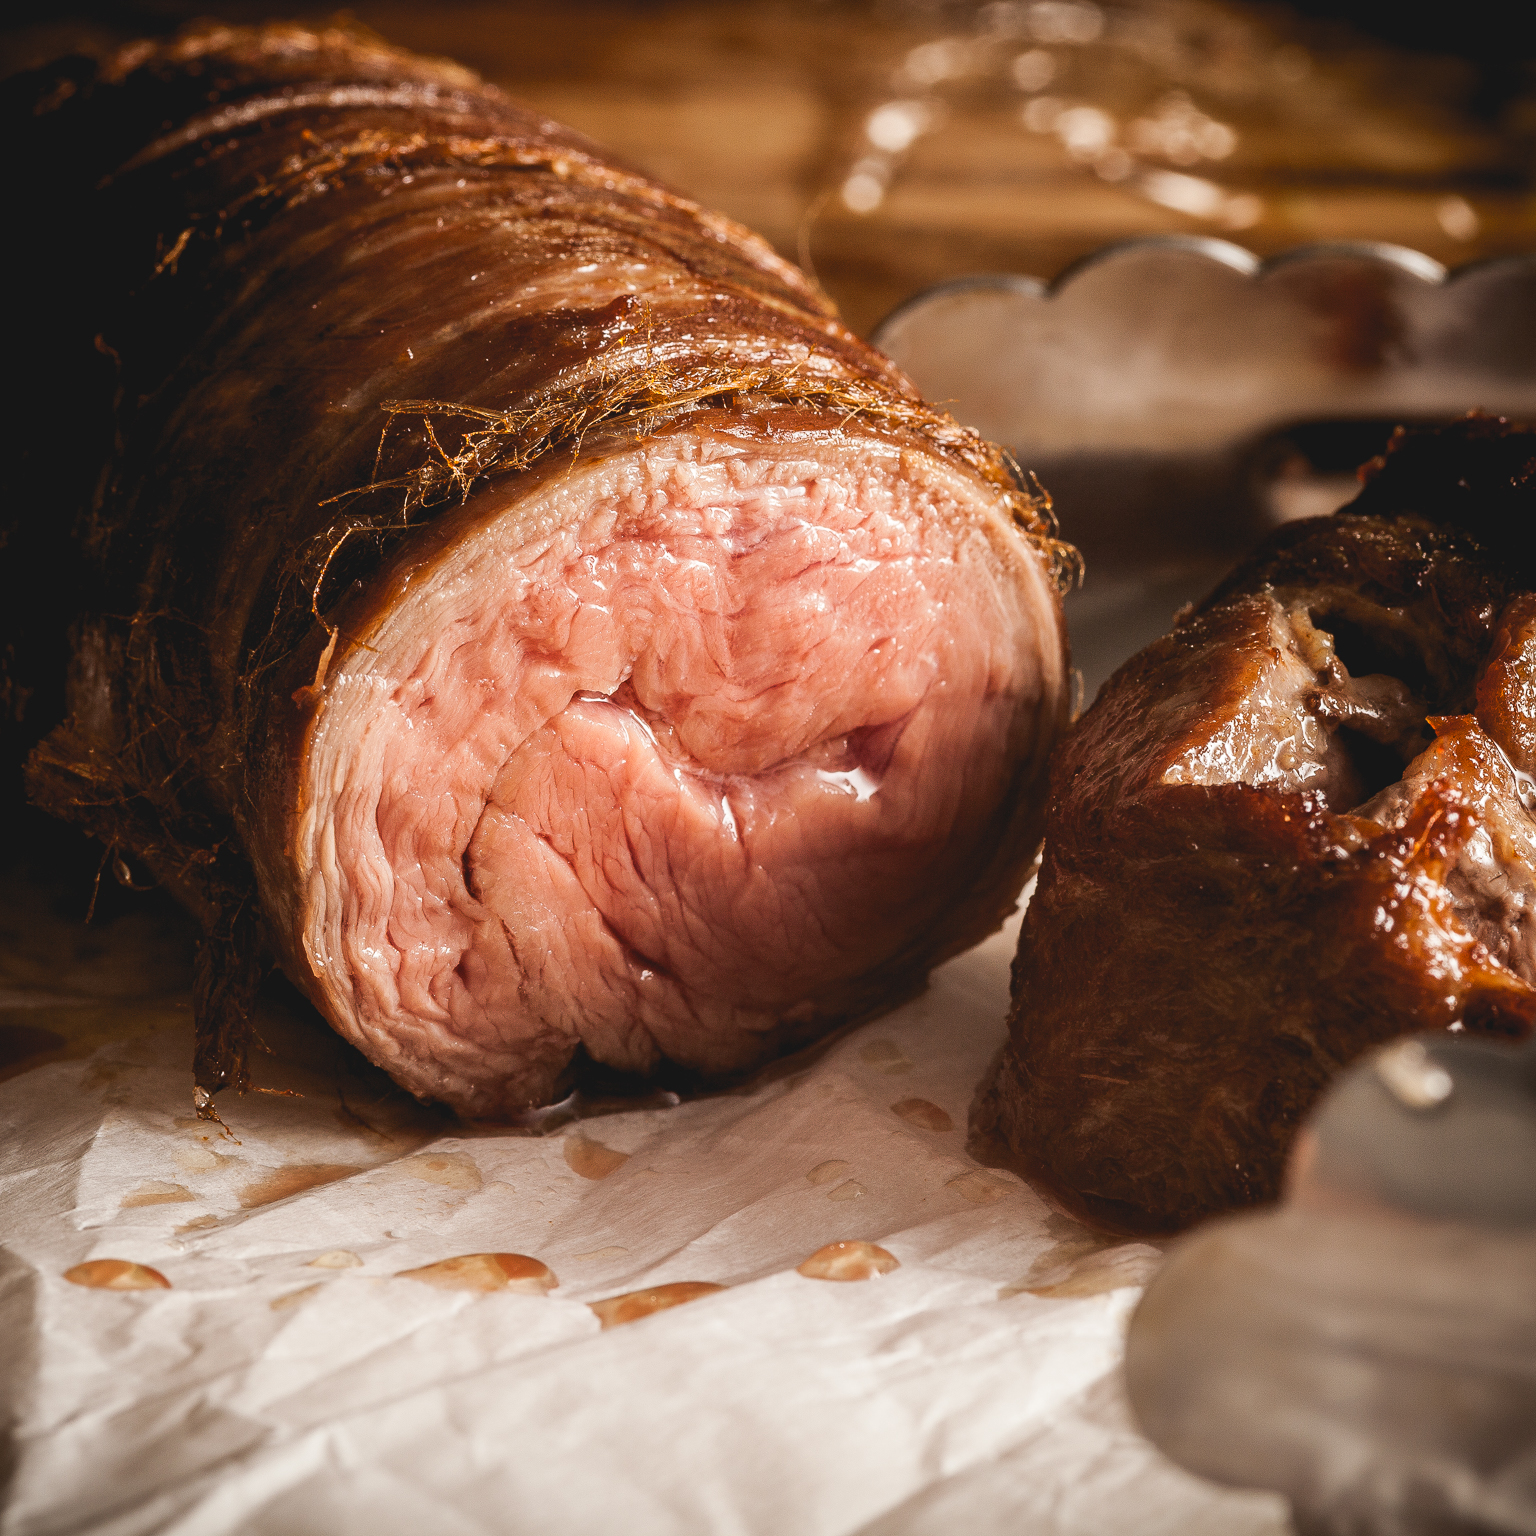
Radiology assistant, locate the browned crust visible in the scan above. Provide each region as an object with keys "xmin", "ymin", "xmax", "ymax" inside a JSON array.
[
  {"xmin": 7, "ymin": 22, "xmax": 1073, "ymax": 1110},
  {"xmin": 973, "ymin": 419, "xmax": 1536, "ymax": 1234}
]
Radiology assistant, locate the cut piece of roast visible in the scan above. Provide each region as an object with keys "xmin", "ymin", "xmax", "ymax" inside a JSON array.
[
  {"xmin": 4, "ymin": 25, "xmax": 1073, "ymax": 1117},
  {"xmin": 972, "ymin": 417, "xmax": 1536, "ymax": 1234}
]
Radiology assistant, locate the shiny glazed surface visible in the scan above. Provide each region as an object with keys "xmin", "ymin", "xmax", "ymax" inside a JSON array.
[{"xmin": 973, "ymin": 419, "xmax": 1536, "ymax": 1232}]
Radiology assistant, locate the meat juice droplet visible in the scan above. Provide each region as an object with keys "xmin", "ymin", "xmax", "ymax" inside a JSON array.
[
  {"xmin": 385, "ymin": 1152, "xmax": 483, "ymax": 1190},
  {"xmin": 563, "ymin": 1136, "xmax": 630, "ymax": 1180},
  {"xmin": 859, "ymin": 1040, "xmax": 913, "ymax": 1074},
  {"xmin": 397, "ymin": 1254, "xmax": 558, "ymax": 1294},
  {"xmin": 797, "ymin": 1241, "xmax": 900, "ymax": 1281},
  {"xmin": 806, "ymin": 1159, "xmax": 852, "ymax": 1185},
  {"xmin": 588, "ymin": 1281, "xmax": 725, "ymax": 1329},
  {"xmin": 891, "ymin": 1098, "xmax": 953, "ymax": 1132},
  {"xmin": 947, "ymin": 1171, "xmax": 1009, "ymax": 1204},
  {"xmin": 64, "ymin": 1259, "xmax": 170, "ymax": 1291},
  {"xmin": 238, "ymin": 1164, "xmax": 365, "ymax": 1208},
  {"xmin": 271, "ymin": 1283, "xmax": 323, "ymax": 1312},
  {"xmin": 308, "ymin": 1249, "xmax": 363, "ymax": 1269},
  {"xmin": 120, "ymin": 1182, "xmax": 195, "ymax": 1207}
]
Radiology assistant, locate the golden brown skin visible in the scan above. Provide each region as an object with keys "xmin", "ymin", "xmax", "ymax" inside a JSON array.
[{"xmin": 973, "ymin": 418, "xmax": 1536, "ymax": 1234}]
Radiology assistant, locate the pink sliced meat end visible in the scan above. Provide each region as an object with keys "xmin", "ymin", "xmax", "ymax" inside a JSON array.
[{"xmin": 286, "ymin": 427, "xmax": 1064, "ymax": 1114}]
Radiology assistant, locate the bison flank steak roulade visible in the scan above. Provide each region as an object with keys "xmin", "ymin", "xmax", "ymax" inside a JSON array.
[
  {"xmin": 973, "ymin": 417, "xmax": 1536, "ymax": 1234},
  {"xmin": 4, "ymin": 25, "xmax": 1074, "ymax": 1117}
]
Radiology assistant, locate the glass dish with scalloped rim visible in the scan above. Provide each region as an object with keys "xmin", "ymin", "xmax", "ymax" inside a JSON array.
[{"xmin": 874, "ymin": 237, "xmax": 1536, "ymax": 700}]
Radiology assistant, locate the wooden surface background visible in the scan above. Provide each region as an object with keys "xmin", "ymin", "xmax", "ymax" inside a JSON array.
[{"xmin": 6, "ymin": 0, "xmax": 1533, "ymax": 336}]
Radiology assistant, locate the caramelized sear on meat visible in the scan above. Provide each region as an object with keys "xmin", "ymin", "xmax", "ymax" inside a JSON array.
[
  {"xmin": 973, "ymin": 417, "xmax": 1536, "ymax": 1234},
  {"xmin": 5, "ymin": 25, "xmax": 1073, "ymax": 1117}
]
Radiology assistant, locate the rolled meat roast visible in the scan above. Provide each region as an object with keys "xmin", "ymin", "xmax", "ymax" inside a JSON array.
[
  {"xmin": 974, "ymin": 417, "xmax": 1536, "ymax": 1233},
  {"xmin": 5, "ymin": 26, "xmax": 1074, "ymax": 1117}
]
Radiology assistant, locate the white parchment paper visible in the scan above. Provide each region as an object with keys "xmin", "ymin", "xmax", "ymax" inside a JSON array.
[{"xmin": 0, "ymin": 878, "xmax": 1289, "ymax": 1536}]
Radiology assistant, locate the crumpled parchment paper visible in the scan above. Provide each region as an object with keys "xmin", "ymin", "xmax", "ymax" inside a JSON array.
[{"xmin": 0, "ymin": 876, "xmax": 1289, "ymax": 1536}]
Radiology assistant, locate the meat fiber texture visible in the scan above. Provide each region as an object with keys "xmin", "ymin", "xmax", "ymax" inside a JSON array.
[
  {"xmin": 973, "ymin": 417, "xmax": 1536, "ymax": 1235},
  {"xmin": 3, "ymin": 24, "xmax": 1073, "ymax": 1119}
]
